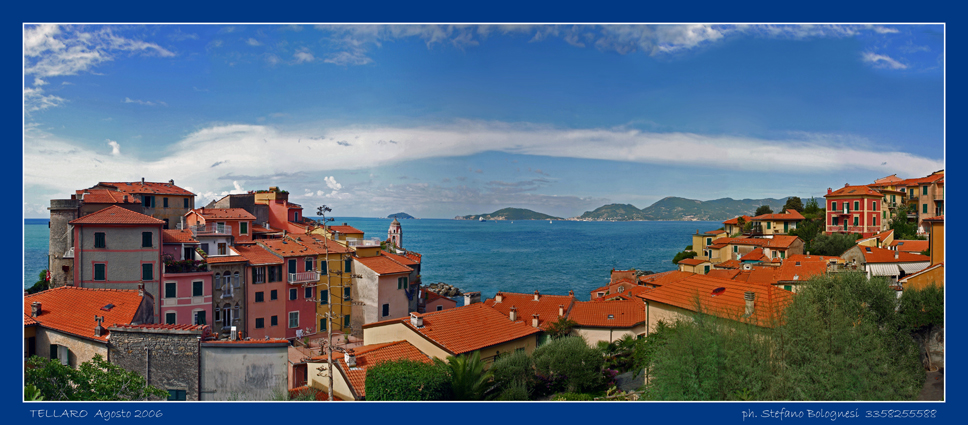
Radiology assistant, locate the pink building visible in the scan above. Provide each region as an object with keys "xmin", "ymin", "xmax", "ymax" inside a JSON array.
[
  {"xmin": 824, "ymin": 184, "xmax": 886, "ymax": 238},
  {"xmin": 235, "ymin": 244, "xmax": 286, "ymax": 340},
  {"xmin": 257, "ymin": 239, "xmax": 320, "ymax": 340},
  {"xmin": 253, "ymin": 187, "xmax": 309, "ymax": 234},
  {"xmin": 161, "ymin": 229, "xmax": 212, "ymax": 325},
  {"xmin": 184, "ymin": 207, "xmax": 257, "ymax": 246}
]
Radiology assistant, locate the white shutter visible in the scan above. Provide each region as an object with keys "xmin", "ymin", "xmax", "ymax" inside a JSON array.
[{"xmin": 57, "ymin": 345, "xmax": 69, "ymax": 365}]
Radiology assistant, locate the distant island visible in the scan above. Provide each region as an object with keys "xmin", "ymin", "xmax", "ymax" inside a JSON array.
[
  {"xmin": 574, "ymin": 196, "xmax": 792, "ymax": 221},
  {"xmin": 455, "ymin": 207, "xmax": 564, "ymax": 221},
  {"xmin": 387, "ymin": 212, "xmax": 415, "ymax": 219}
]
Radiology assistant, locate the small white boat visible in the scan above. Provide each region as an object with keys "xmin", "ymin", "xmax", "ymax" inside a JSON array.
[
  {"xmin": 479, "ymin": 217, "xmax": 486, "ymax": 222},
  {"xmin": 549, "ymin": 220, "xmax": 552, "ymax": 224}
]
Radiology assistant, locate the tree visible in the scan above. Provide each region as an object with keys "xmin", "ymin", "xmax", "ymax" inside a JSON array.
[
  {"xmin": 26, "ymin": 270, "xmax": 49, "ymax": 294},
  {"xmin": 435, "ymin": 351, "xmax": 492, "ymax": 400},
  {"xmin": 898, "ymin": 285, "xmax": 944, "ymax": 371},
  {"xmin": 889, "ymin": 204, "xmax": 924, "ymax": 240},
  {"xmin": 671, "ymin": 250, "xmax": 698, "ymax": 265},
  {"xmin": 734, "ymin": 217, "xmax": 747, "ymax": 236},
  {"xmin": 782, "ymin": 196, "xmax": 804, "ymax": 213},
  {"xmin": 544, "ymin": 316, "xmax": 579, "ymax": 339},
  {"xmin": 803, "ymin": 197, "xmax": 823, "ymax": 220},
  {"xmin": 365, "ymin": 359, "xmax": 452, "ymax": 401},
  {"xmin": 487, "ymin": 349, "xmax": 535, "ymax": 399},
  {"xmin": 533, "ymin": 336, "xmax": 605, "ymax": 394},
  {"xmin": 25, "ymin": 354, "xmax": 169, "ymax": 401},
  {"xmin": 754, "ymin": 205, "xmax": 773, "ymax": 216},
  {"xmin": 809, "ymin": 232, "xmax": 860, "ymax": 256},
  {"xmin": 789, "ymin": 218, "xmax": 824, "ymax": 252}
]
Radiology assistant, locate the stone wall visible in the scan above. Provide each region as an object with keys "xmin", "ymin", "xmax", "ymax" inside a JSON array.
[
  {"xmin": 199, "ymin": 342, "xmax": 289, "ymax": 401},
  {"xmin": 48, "ymin": 199, "xmax": 78, "ymax": 288},
  {"xmin": 108, "ymin": 327, "xmax": 203, "ymax": 401}
]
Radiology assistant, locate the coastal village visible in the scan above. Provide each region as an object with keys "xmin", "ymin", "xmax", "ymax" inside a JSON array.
[{"xmin": 25, "ymin": 170, "xmax": 944, "ymax": 401}]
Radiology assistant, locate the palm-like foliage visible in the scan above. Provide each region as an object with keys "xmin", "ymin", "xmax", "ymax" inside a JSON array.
[{"xmin": 435, "ymin": 351, "xmax": 493, "ymax": 400}]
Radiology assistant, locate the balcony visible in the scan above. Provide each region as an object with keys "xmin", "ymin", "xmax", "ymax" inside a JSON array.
[
  {"xmin": 346, "ymin": 237, "xmax": 381, "ymax": 248},
  {"xmin": 163, "ymin": 259, "xmax": 208, "ymax": 274},
  {"xmin": 289, "ymin": 271, "xmax": 320, "ymax": 284},
  {"xmin": 188, "ymin": 223, "xmax": 232, "ymax": 237}
]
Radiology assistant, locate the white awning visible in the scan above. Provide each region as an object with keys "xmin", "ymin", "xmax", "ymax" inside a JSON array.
[
  {"xmin": 899, "ymin": 262, "xmax": 931, "ymax": 274},
  {"xmin": 868, "ymin": 263, "xmax": 901, "ymax": 276}
]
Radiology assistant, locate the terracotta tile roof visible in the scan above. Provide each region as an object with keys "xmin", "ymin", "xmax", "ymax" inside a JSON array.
[
  {"xmin": 785, "ymin": 254, "xmax": 841, "ymax": 263},
  {"xmin": 741, "ymin": 248, "xmax": 767, "ymax": 262},
  {"xmin": 610, "ymin": 270, "xmax": 637, "ymax": 283},
  {"xmin": 381, "ymin": 250, "xmax": 421, "ymax": 267},
  {"xmin": 716, "ymin": 259, "xmax": 742, "ymax": 269},
  {"xmin": 775, "ymin": 260, "xmax": 827, "ymax": 282},
  {"xmin": 100, "ymin": 181, "xmax": 195, "ymax": 196},
  {"xmin": 752, "ymin": 209, "xmax": 805, "ymax": 221},
  {"xmin": 191, "ymin": 208, "xmax": 256, "ymax": 221},
  {"xmin": 859, "ymin": 246, "xmax": 930, "ymax": 263},
  {"xmin": 24, "ymin": 313, "xmax": 38, "ymax": 326},
  {"xmin": 111, "ymin": 323, "xmax": 208, "ymax": 331},
  {"xmin": 251, "ymin": 224, "xmax": 278, "ymax": 233},
  {"xmin": 638, "ymin": 275, "xmax": 794, "ymax": 328},
  {"xmin": 25, "ymin": 287, "xmax": 145, "ymax": 342},
  {"xmin": 365, "ymin": 303, "xmax": 542, "ymax": 355},
  {"xmin": 205, "ymin": 255, "xmax": 246, "ymax": 264},
  {"xmin": 163, "ymin": 229, "xmax": 197, "ymax": 244},
  {"xmin": 875, "ymin": 229, "xmax": 894, "ymax": 243},
  {"xmin": 569, "ymin": 300, "xmax": 645, "ymax": 328},
  {"xmin": 286, "ymin": 234, "xmax": 353, "ymax": 255},
  {"xmin": 76, "ymin": 189, "xmax": 142, "ymax": 204},
  {"xmin": 329, "ymin": 225, "xmax": 363, "ymax": 235},
  {"xmin": 921, "ymin": 216, "xmax": 944, "ymax": 222},
  {"xmin": 907, "ymin": 173, "xmax": 944, "ymax": 185},
  {"xmin": 69, "ymin": 205, "xmax": 165, "ymax": 225},
  {"xmin": 889, "ymin": 240, "xmax": 929, "ymax": 253},
  {"xmin": 640, "ymin": 270, "xmax": 694, "ymax": 287},
  {"xmin": 703, "ymin": 230, "xmax": 725, "ymax": 235},
  {"xmin": 259, "ymin": 239, "xmax": 315, "ymax": 258},
  {"xmin": 744, "ymin": 267, "xmax": 778, "ymax": 284},
  {"xmin": 355, "ymin": 254, "xmax": 412, "ymax": 275},
  {"xmin": 233, "ymin": 244, "xmax": 283, "ymax": 265},
  {"xmin": 826, "ymin": 185, "xmax": 882, "ymax": 197},
  {"xmin": 677, "ymin": 258, "xmax": 708, "ymax": 266},
  {"xmin": 311, "ymin": 340, "xmax": 431, "ymax": 399},
  {"xmin": 723, "ymin": 215, "xmax": 753, "ymax": 225},
  {"xmin": 706, "ymin": 269, "xmax": 741, "ymax": 280},
  {"xmin": 421, "ymin": 288, "xmax": 455, "ymax": 303},
  {"xmin": 484, "ymin": 291, "xmax": 575, "ymax": 329}
]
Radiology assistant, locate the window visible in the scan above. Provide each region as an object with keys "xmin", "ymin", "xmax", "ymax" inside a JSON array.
[
  {"xmin": 343, "ymin": 286, "xmax": 351, "ymax": 300},
  {"xmin": 214, "ymin": 273, "xmax": 221, "ymax": 290},
  {"xmin": 223, "ymin": 274, "xmax": 233, "ymax": 296},
  {"xmin": 305, "ymin": 258, "xmax": 313, "ymax": 271},
  {"xmin": 766, "ymin": 222, "xmax": 771, "ymax": 230},
  {"xmin": 382, "ymin": 304, "xmax": 390, "ymax": 317},
  {"xmin": 94, "ymin": 232, "xmax": 106, "ymax": 248},
  {"xmin": 165, "ymin": 312, "xmax": 176, "ymax": 325},
  {"xmin": 289, "ymin": 311, "xmax": 299, "ymax": 328},
  {"xmin": 294, "ymin": 211, "xmax": 300, "ymax": 222},
  {"xmin": 891, "ymin": 195, "xmax": 896, "ymax": 202},
  {"xmin": 143, "ymin": 195, "xmax": 153, "ymax": 208},
  {"xmin": 832, "ymin": 217, "xmax": 838, "ymax": 226},
  {"xmin": 872, "ymin": 215, "xmax": 877, "ymax": 226},
  {"xmin": 200, "ymin": 243, "xmax": 209, "ymax": 255},
  {"xmin": 853, "ymin": 201, "xmax": 859, "ymax": 211},
  {"xmin": 214, "ymin": 308, "xmax": 220, "ymax": 322},
  {"xmin": 165, "ymin": 282, "xmax": 177, "ymax": 298},
  {"xmin": 216, "ymin": 222, "xmax": 225, "ymax": 233},
  {"xmin": 167, "ymin": 390, "xmax": 186, "ymax": 401},
  {"xmin": 305, "ymin": 286, "xmax": 313, "ymax": 299},
  {"xmin": 163, "ymin": 197, "xmax": 169, "ymax": 208},
  {"xmin": 343, "ymin": 315, "xmax": 350, "ymax": 328},
  {"xmin": 436, "ymin": 305, "xmax": 443, "ymax": 311},
  {"xmin": 344, "ymin": 258, "xmax": 352, "ymax": 272},
  {"xmin": 271, "ymin": 316, "xmax": 278, "ymax": 326},
  {"xmin": 733, "ymin": 246, "xmax": 738, "ymax": 253},
  {"xmin": 780, "ymin": 251, "xmax": 786, "ymax": 259},
  {"xmin": 853, "ymin": 216, "xmax": 858, "ymax": 226},
  {"xmin": 923, "ymin": 204, "xmax": 928, "ymax": 214},
  {"xmin": 183, "ymin": 198, "xmax": 189, "ymax": 208},
  {"xmin": 255, "ymin": 318, "xmax": 265, "ymax": 329},
  {"xmin": 923, "ymin": 186, "xmax": 928, "ymax": 196},
  {"xmin": 289, "ymin": 288, "xmax": 297, "ymax": 300},
  {"xmin": 872, "ymin": 201, "xmax": 877, "ymax": 210},
  {"xmin": 194, "ymin": 310, "xmax": 206, "ymax": 325},
  {"xmin": 234, "ymin": 272, "xmax": 240, "ymax": 288},
  {"xmin": 271, "ymin": 290, "xmax": 278, "ymax": 300},
  {"xmin": 218, "ymin": 243, "xmax": 227, "ymax": 255},
  {"xmin": 163, "ymin": 219, "xmax": 169, "ymax": 229},
  {"xmin": 320, "ymin": 260, "xmax": 327, "ymax": 275},
  {"xmin": 288, "ymin": 259, "xmax": 297, "ymax": 274},
  {"xmin": 397, "ymin": 276, "xmax": 408, "ymax": 290},
  {"xmin": 142, "ymin": 263, "xmax": 153, "ymax": 281},
  {"xmin": 883, "ymin": 211, "xmax": 887, "ymax": 219},
  {"xmin": 253, "ymin": 267, "xmax": 265, "ymax": 284},
  {"xmin": 268, "ymin": 265, "xmax": 280, "ymax": 282},
  {"xmin": 705, "ymin": 237, "xmax": 712, "ymax": 246},
  {"xmin": 320, "ymin": 319, "xmax": 326, "ymax": 332},
  {"xmin": 255, "ymin": 291, "xmax": 264, "ymax": 302},
  {"xmin": 831, "ymin": 201, "xmax": 837, "ymax": 211},
  {"xmin": 192, "ymin": 281, "xmax": 203, "ymax": 297},
  {"xmin": 703, "ymin": 265, "xmax": 710, "ymax": 274},
  {"xmin": 319, "ymin": 289, "xmax": 328, "ymax": 305},
  {"xmin": 222, "ymin": 305, "xmax": 232, "ymax": 327},
  {"xmin": 142, "ymin": 232, "xmax": 152, "ymax": 248},
  {"xmin": 240, "ymin": 222, "xmax": 248, "ymax": 234}
]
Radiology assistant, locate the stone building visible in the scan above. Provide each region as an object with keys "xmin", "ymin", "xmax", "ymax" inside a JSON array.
[
  {"xmin": 206, "ymin": 256, "xmax": 248, "ymax": 338},
  {"xmin": 199, "ymin": 339, "xmax": 290, "ymax": 401},
  {"xmin": 107, "ymin": 324, "xmax": 212, "ymax": 401}
]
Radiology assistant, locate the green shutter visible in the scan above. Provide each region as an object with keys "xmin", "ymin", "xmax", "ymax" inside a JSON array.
[
  {"xmin": 923, "ymin": 204, "xmax": 927, "ymax": 214},
  {"xmin": 320, "ymin": 289, "xmax": 328, "ymax": 305}
]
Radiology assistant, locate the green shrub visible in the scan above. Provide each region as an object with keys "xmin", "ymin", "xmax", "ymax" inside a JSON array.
[
  {"xmin": 533, "ymin": 336, "xmax": 604, "ymax": 393},
  {"xmin": 25, "ymin": 354, "xmax": 168, "ymax": 401},
  {"xmin": 488, "ymin": 349, "xmax": 535, "ymax": 397},
  {"xmin": 553, "ymin": 392, "xmax": 595, "ymax": 401},
  {"xmin": 365, "ymin": 359, "xmax": 452, "ymax": 401}
]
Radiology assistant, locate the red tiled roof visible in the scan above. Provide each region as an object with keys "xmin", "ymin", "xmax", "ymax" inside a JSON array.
[
  {"xmin": 610, "ymin": 270, "xmax": 636, "ymax": 283},
  {"xmin": 205, "ymin": 255, "xmax": 246, "ymax": 264},
  {"xmin": 741, "ymin": 248, "xmax": 767, "ymax": 262},
  {"xmin": 826, "ymin": 185, "xmax": 882, "ymax": 197},
  {"xmin": 355, "ymin": 254, "xmax": 412, "ymax": 275},
  {"xmin": 311, "ymin": 340, "xmax": 431, "ymax": 399},
  {"xmin": 640, "ymin": 270, "xmax": 694, "ymax": 287},
  {"xmin": 382, "ymin": 250, "xmax": 421, "ymax": 267},
  {"xmin": 163, "ymin": 229, "xmax": 197, "ymax": 244},
  {"xmin": 259, "ymin": 239, "xmax": 316, "ymax": 258},
  {"xmin": 569, "ymin": 300, "xmax": 645, "ymax": 328},
  {"xmin": 921, "ymin": 216, "xmax": 944, "ymax": 222},
  {"xmin": 752, "ymin": 209, "xmax": 805, "ymax": 221},
  {"xmin": 251, "ymin": 224, "xmax": 278, "ymax": 233},
  {"xmin": 365, "ymin": 303, "xmax": 542, "ymax": 355},
  {"xmin": 421, "ymin": 288, "xmax": 455, "ymax": 304},
  {"xmin": 100, "ymin": 181, "xmax": 195, "ymax": 196},
  {"xmin": 484, "ymin": 291, "xmax": 575, "ymax": 329},
  {"xmin": 860, "ymin": 246, "xmax": 930, "ymax": 264},
  {"xmin": 890, "ymin": 240, "xmax": 929, "ymax": 253},
  {"xmin": 703, "ymin": 230, "xmax": 725, "ymax": 235},
  {"xmin": 785, "ymin": 254, "xmax": 840, "ymax": 263},
  {"xmin": 716, "ymin": 260, "xmax": 742, "ymax": 269},
  {"xmin": 111, "ymin": 323, "xmax": 208, "ymax": 331},
  {"xmin": 233, "ymin": 244, "xmax": 283, "ymax": 265},
  {"xmin": 69, "ymin": 205, "xmax": 164, "ymax": 225},
  {"xmin": 76, "ymin": 188, "xmax": 142, "ymax": 204},
  {"xmin": 637, "ymin": 275, "xmax": 794, "ymax": 328},
  {"xmin": 874, "ymin": 229, "xmax": 894, "ymax": 243},
  {"xmin": 24, "ymin": 313, "xmax": 38, "ymax": 326},
  {"xmin": 329, "ymin": 225, "xmax": 363, "ymax": 235},
  {"xmin": 25, "ymin": 287, "xmax": 145, "ymax": 342},
  {"xmin": 677, "ymin": 258, "xmax": 708, "ymax": 266},
  {"xmin": 723, "ymin": 215, "xmax": 753, "ymax": 225},
  {"xmin": 191, "ymin": 208, "xmax": 256, "ymax": 220},
  {"xmin": 774, "ymin": 260, "xmax": 827, "ymax": 282},
  {"xmin": 286, "ymin": 234, "xmax": 353, "ymax": 255},
  {"xmin": 706, "ymin": 269, "xmax": 741, "ymax": 280}
]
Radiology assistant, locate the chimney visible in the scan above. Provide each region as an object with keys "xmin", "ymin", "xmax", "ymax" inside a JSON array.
[
  {"xmin": 744, "ymin": 291, "xmax": 756, "ymax": 316},
  {"xmin": 463, "ymin": 291, "xmax": 481, "ymax": 305},
  {"xmin": 532, "ymin": 314, "xmax": 540, "ymax": 328},
  {"xmin": 230, "ymin": 326, "xmax": 238, "ymax": 341},
  {"xmin": 558, "ymin": 304, "xmax": 564, "ymax": 317},
  {"xmin": 141, "ymin": 177, "xmax": 145, "ymax": 185},
  {"xmin": 410, "ymin": 312, "xmax": 423, "ymax": 328},
  {"xmin": 895, "ymin": 250, "xmax": 899, "ymax": 259},
  {"xmin": 169, "ymin": 179, "xmax": 174, "ymax": 186},
  {"xmin": 347, "ymin": 349, "xmax": 357, "ymax": 367},
  {"xmin": 123, "ymin": 195, "xmax": 128, "ymax": 203},
  {"xmin": 509, "ymin": 306, "xmax": 518, "ymax": 321},
  {"xmin": 138, "ymin": 282, "xmax": 144, "ymax": 297},
  {"xmin": 495, "ymin": 292, "xmax": 503, "ymax": 303},
  {"xmin": 533, "ymin": 290, "xmax": 540, "ymax": 301},
  {"xmin": 845, "ymin": 183, "xmax": 849, "ymax": 187},
  {"xmin": 827, "ymin": 188, "xmax": 832, "ymax": 194},
  {"xmin": 94, "ymin": 315, "xmax": 105, "ymax": 337},
  {"xmin": 31, "ymin": 302, "xmax": 42, "ymax": 317}
]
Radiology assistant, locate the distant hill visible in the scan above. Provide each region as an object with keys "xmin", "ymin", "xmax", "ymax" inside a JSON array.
[
  {"xmin": 640, "ymin": 197, "xmax": 790, "ymax": 221},
  {"xmin": 456, "ymin": 207, "xmax": 563, "ymax": 221},
  {"xmin": 578, "ymin": 204, "xmax": 650, "ymax": 221},
  {"xmin": 387, "ymin": 212, "xmax": 415, "ymax": 219}
]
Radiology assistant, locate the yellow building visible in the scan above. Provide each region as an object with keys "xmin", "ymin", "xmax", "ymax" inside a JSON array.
[
  {"xmin": 899, "ymin": 263, "xmax": 944, "ymax": 291},
  {"xmin": 286, "ymin": 234, "xmax": 357, "ymax": 335},
  {"xmin": 677, "ymin": 258, "xmax": 712, "ymax": 274},
  {"xmin": 749, "ymin": 209, "xmax": 805, "ymax": 236},
  {"xmin": 923, "ymin": 216, "xmax": 944, "ymax": 265},
  {"xmin": 691, "ymin": 229, "xmax": 727, "ymax": 260}
]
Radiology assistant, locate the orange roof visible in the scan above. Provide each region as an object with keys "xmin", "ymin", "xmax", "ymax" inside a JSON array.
[
  {"xmin": 826, "ymin": 185, "xmax": 882, "ymax": 198},
  {"xmin": 329, "ymin": 225, "xmax": 363, "ymax": 235},
  {"xmin": 638, "ymin": 275, "xmax": 794, "ymax": 328},
  {"xmin": 111, "ymin": 323, "xmax": 208, "ymax": 332},
  {"xmin": 921, "ymin": 216, "xmax": 944, "ymax": 222},
  {"xmin": 25, "ymin": 287, "xmax": 146, "ymax": 342},
  {"xmin": 99, "ymin": 181, "xmax": 195, "ymax": 196},
  {"xmin": 890, "ymin": 240, "xmax": 929, "ymax": 253},
  {"xmin": 163, "ymin": 229, "xmax": 198, "ymax": 244},
  {"xmin": 568, "ymin": 300, "xmax": 645, "ymax": 328},
  {"xmin": 191, "ymin": 207, "xmax": 256, "ymax": 221},
  {"xmin": 286, "ymin": 234, "xmax": 353, "ymax": 255},
  {"xmin": 640, "ymin": 270, "xmax": 694, "ymax": 287},
  {"xmin": 310, "ymin": 340, "xmax": 431, "ymax": 399},
  {"xmin": 741, "ymin": 248, "xmax": 767, "ymax": 262},
  {"xmin": 76, "ymin": 188, "xmax": 142, "ymax": 204},
  {"xmin": 69, "ymin": 205, "xmax": 164, "ymax": 225},
  {"xmin": 874, "ymin": 229, "xmax": 894, "ymax": 243},
  {"xmin": 785, "ymin": 254, "xmax": 840, "ymax": 263},
  {"xmin": 24, "ymin": 313, "xmax": 38, "ymax": 326},
  {"xmin": 610, "ymin": 270, "xmax": 637, "ymax": 283},
  {"xmin": 484, "ymin": 291, "xmax": 575, "ymax": 329},
  {"xmin": 774, "ymin": 260, "xmax": 827, "ymax": 282},
  {"xmin": 752, "ymin": 209, "xmax": 805, "ymax": 221},
  {"xmin": 382, "ymin": 250, "xmax": 421, "ymax": 267},
  {"xmin": 706, "ymin": 269, "xmax": 741, "ymax": 280},
  {"xmin": 677, "ymin": 258, "xmax": 708, "ymax": 266},
  {"xmin": 365, "ymin": 303, "xmax": 541, "ymax": 355},
  {"xmin": 899, "ymin": 262, "xmax": 944, "ymax": 283},
  {"xmin": 421, "ymin": 288, "xmax": 456, "ymax": 304},
  {"xmin": 723, "ymin": 215, "xmax": 753, "ymax": 225},
  {"xmin": 259, "ymin": 239, "xmax": 316, "ymax": 258},
  {"xmin": 233, "ymin": 244, "xmax": 283, "ymax": 265},
  {"xmin": 355, "ymin": 254, "xmax": 412, "ymax": 275},
  {"xmin": 860, "ymin": 246, "xmax": 930, "ymax": 263},
  {"xmin": 205, "ymin": 255, "xmax": 246, "ymax": 264},
  {"xmin": 716, "ymin": 260, "xmax": 742, "ymax": 269},
  {"xmin": 251, "ymin": 224, "xmax": 278, "ymax": 233}
]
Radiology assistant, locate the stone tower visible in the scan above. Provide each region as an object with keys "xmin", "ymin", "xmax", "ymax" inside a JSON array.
[
  {"xmin": 48, "ymin": 198, "xmax": 80, "ymax": 288},
  {"xmin": 388, "ymin": 217, "xmax": 402, "ymax": 249}
]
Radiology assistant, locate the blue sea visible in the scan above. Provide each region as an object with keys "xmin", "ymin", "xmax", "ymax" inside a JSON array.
[{"xmin": 23, "ymin": 217, "xmax": 719, "ymax": 301}]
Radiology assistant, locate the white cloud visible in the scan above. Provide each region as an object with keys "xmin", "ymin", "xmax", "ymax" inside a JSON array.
[
  {"xmin": 324, "ymin": 176, "xmax": 342, "ymax": 191},
  {"xmin": 246, "ymin": 38, "xmax": 262, "ymax": 46},
  {"xmin": 293, "ymin": 49, "xmax": 314, "ymax": 63},
  {"xmin": 862, "ymin": 52, "xmax": 908, "ymax": 69},
  {"xmin": 107, "ymin": 139, "xmax": 120, "ymax": 155},
  {"xmin": 23, "ymin": 87, "xmax": 66, "ymax": 112},
  {"xmin": 123, "ymin": 97, "xmax": 166, "ymax": 106},
  {"xmin": 24, "ymin": 25, "xmax": 175, "ymax": 79},
  {"xmin": 324, "ymin": 50, "xmax": 371, "ymax": 66}
]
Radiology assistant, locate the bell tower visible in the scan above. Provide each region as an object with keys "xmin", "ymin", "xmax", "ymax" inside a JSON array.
[{"xmin": 388, "ymin": 217, "xmax": 402, "ymax": 249}]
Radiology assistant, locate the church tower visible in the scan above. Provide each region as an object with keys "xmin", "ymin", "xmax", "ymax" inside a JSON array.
[{"xmin": 388, "ymin": 217, "xmax": 403, "ymax": 249}]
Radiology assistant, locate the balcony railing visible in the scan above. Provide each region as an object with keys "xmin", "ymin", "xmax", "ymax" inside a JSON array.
[
  {"xmin": 289, "ymin": 271, "xmax": 320, "ymax": 284},
  {"xmin": 347, "ymin": 237, "xmax": 381, "ymax": 248},
  {"xmin": 188, "ymin": 223, "xmax": 232, "ymax": 236},
  {"xmin": 163, "ymin": 259, "xmax": 208, "ymax": 274}
]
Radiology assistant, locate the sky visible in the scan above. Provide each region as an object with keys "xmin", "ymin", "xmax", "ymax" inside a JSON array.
[{"xmin": 23, "ymin": 24, "xmax": 944, "ymax": 219}]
